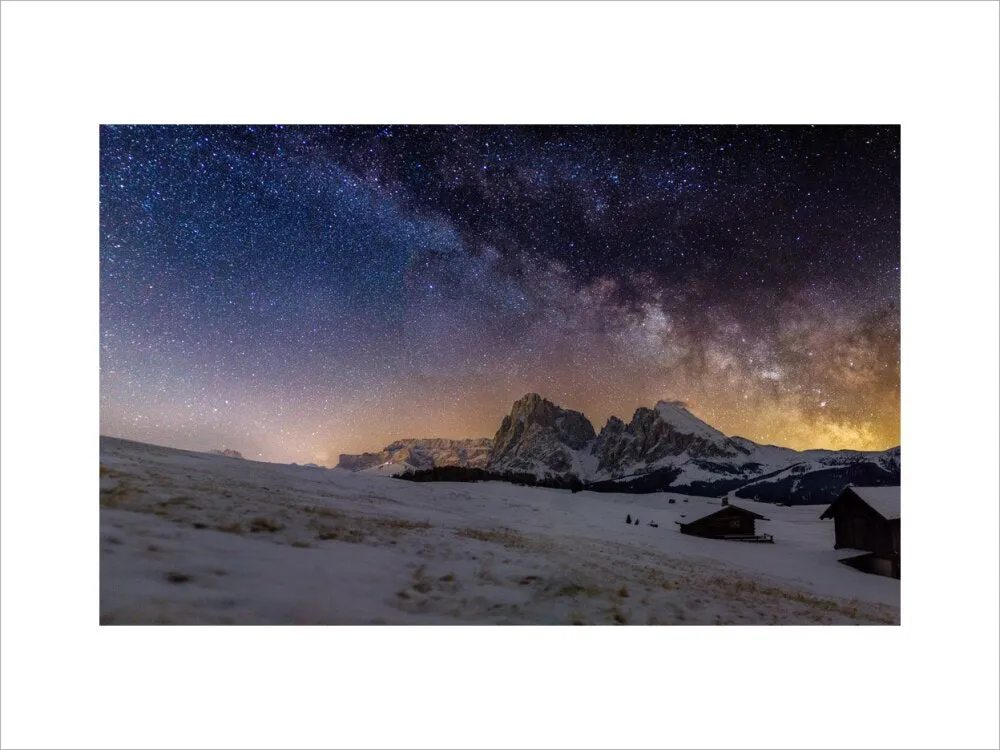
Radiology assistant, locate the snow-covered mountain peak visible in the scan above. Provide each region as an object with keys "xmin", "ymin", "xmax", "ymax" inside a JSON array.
[{"xmin": 652, "ymin": 400, "xmax": 728, "ymax": 441}]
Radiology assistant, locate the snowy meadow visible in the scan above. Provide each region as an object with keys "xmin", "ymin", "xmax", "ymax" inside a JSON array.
[{"xmin": 100, "ymin": 437, "xmax": 899, "ymax": 625}]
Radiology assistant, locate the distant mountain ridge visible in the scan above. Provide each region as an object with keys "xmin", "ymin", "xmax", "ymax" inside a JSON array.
[
  {"xmin": 337, "ymin": 393, "xmax": 900, "ymax": 505},
  {"xmin": 337, "ymin": 437, "xmax": 493, "ymax": 474},
  {"xmin": 209, "ymin": 448, "xmax": 244, "ymax": 459}
]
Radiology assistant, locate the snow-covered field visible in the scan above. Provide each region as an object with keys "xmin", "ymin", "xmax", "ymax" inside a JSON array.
[{"xmin": 100, "ymin": 437, "xmax": 900, "ymax": 625}]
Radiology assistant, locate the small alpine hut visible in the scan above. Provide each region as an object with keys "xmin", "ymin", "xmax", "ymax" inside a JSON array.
[
  {"xmin": 676, "ymin": 504, "xmax": 773, "ymax": 543},
  {"xmin": 819, "ymin": 486, "xmax": 900, "ymax": 579}
]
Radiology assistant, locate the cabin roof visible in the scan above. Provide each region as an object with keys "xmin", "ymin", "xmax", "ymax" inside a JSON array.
[
  {"xmin": 820, "ymin": 486, "xmax": 900, "ymax": 521},
  {"xmin": 676, "ymin": 503, "xmax": 769, "ymax": 526}
]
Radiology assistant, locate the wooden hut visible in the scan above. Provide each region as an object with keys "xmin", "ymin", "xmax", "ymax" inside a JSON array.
[
  {"xmin": 675, "ymin": 504, "xmax": 772, "ymax": 543},
  {"xmin": 819, "ymin": 486, "xmax": 900, "ymax": 579}
]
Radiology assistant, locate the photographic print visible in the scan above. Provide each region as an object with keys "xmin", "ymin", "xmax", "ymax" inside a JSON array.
[{"xmin": 100, "ymin": 125, "xmax": 900, "ymax": 625}]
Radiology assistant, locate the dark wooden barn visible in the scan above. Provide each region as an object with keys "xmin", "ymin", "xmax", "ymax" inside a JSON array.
[
  {"xmin": 820, "ymin": 486, "xmax": 900, "ymax": 579},
  {"xmin": 676, "ymin": 504, "xmax": 772, "ymax": 543}
]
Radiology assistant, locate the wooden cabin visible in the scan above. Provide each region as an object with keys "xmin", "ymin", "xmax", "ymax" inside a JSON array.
[
  {"xmin": 820, "ymin": 486, "xmax": 900, "ymax": 579},
  {"xmin": 676, "ymin": 504, "xmax": 772, "ymax": 543}
]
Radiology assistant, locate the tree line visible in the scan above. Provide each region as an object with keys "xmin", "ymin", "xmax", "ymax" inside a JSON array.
[{"xmin": 396, "ymin": 465, "xmax": 585, "ymax": 492}]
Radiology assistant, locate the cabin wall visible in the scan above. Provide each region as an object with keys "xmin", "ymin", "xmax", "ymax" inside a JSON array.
[
  {"xmin": 833, "ymin": 515, "xmax": 849, "ymax": 548},
  {"xmin": 687, "ymin": 511, "xmax": 756, "ymax": 538},
  {"xmin": 832, "ymin": 497, "xmax": 895, "ymax": 556},
  {"xmin": 829, "ymin": 495, "xmax": 901, "ymax": 578}
]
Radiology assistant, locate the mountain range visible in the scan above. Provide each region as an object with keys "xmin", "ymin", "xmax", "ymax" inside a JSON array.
[
  {"xmin": 336, "ymin": 393, "xmax": 900, "ymax": 505},
  {"xmin": 337, "ymin": 437, "xmax": 492, "ymax": 475}
]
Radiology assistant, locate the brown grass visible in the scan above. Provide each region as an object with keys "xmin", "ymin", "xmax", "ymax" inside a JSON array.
[
  {"xmin": 306, "ymin": 512, "xmax": 430, "ymax": 545},
  {"xmin": 369, "ymin": 517, "xmax": 432, "ymax": 532},
  {"xmin": 159, "ymin": 495, "xmax": 196, "ymax": 508},
  {"xmin": 705, "ymin": 575, "xmax": 897, "ymax": 624},
  {"xmin": 635, "ymin": 564, "xmax": 683, "ymax": 591},
  {"xmin": 314, "ymin": 526, "xmax": 365, "ymax": 543},
  {"xmin": 99, "ymin": 464, "xmax": 124, "ymax": 478},
  {"xmin": 248, "ymin": 516, "xmax": 285, "ymax": 533},
  {"xmin": 100, "ymin": 481, "xmax": 135, "ymax": 508},
  {"xmin": 455, "ymin": 526, "xmax": 532, "ymax": 550},
  {"xmin": 303, "ymin": 505, "xmax": 345, "ymax": 519}
]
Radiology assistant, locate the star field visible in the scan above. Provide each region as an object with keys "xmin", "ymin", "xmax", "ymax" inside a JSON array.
[{"xmin": 100, "ymin": 125, "xmax": 900, "ymax": 464}]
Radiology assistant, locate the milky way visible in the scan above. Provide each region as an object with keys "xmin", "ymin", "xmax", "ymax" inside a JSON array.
[{"xmin": 100, "ymin": 125, "xmax": 899, "ymax": 464}]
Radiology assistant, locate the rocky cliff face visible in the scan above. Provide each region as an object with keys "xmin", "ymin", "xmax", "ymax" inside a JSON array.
[
  {"xmin": 592, "ymin": 401, "xmax": 742, "ymax": 475},
  {"xmin": 337, "ymin": 438, "xmax": 493, "ymax": 473},
  {"xmin": 487, "ymin": 393, "xmax": 596, "ymax": 477}
]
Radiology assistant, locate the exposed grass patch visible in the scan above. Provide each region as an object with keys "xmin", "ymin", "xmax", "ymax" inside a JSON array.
[
  {"xmin": 456, "ymin": 526, "xmax": 532, "ymax": 550},
  {"xmin": 635, "ymin": 564, "xmax": 684, "ymax": 592},
  {"xmin": 407, "ymin": 565, "xmax": 435, "ymax": 595},
  {"xmin": 303, "ymin": 505, "xmax": 345, "ymax": 519},
  {"xmin": 554, "ymin": 581, "xmax": 604, "ymax": 598},
  {"xmin": 705, "ymin": 575, "xmax": 897, "ymax": 624},
  {"xmin": 369, "ymin": 517, "xmax": 432, "ymax": 532},
  {"xmin": 438, "ymin": 573, "xmax": 455, "ymax": 582},
  {"xmin": 100, "ymin": 482, "xmax": 134, "ymax": 508},
  {"xmin": 248, "ymin": 516, "xmax": 285, "ymax": 533},
  {"xmin": 165, "ymin": 571, "xmax": 192, "ymax": 584},
  {"xmin": 305, "ymin": 512, "xmax": 429, "ymax": 545},
  {"xmin": 315, "ymin": 527, "xmax": 365, "ymax": 543},
  {"xmin": 618, "ymin": 585, "xmax": 630, "ymax": 598},
  {"xmin": 289, "ymin": 540, "xmax": 312, "ymax": 549},
  {"xmin": 216, "ymin": 522, "xmax": 244, "ymax": 535},
  {"xmin": 569, "ymin": 612, "xmax": 586, "ymax": 625},
  {"xmin": 160, "ymin": 495, "xmax": 195, "ymax": 507},
  {"xmin": 612, "ymin": 606, "xmax": 628, "ymax": 625}
]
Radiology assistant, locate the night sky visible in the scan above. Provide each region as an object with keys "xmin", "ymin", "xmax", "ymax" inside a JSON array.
[{"xmin": 100, "ymin": 125, "xmax": 900, "ymax": 465}]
